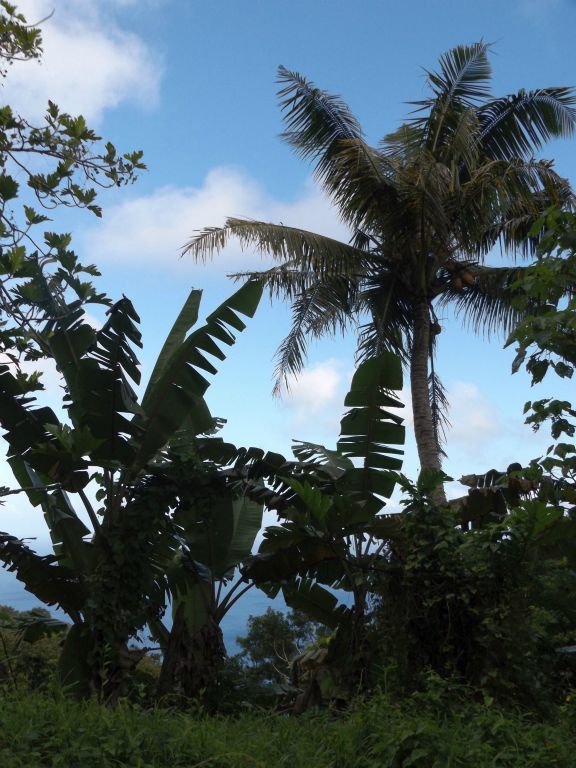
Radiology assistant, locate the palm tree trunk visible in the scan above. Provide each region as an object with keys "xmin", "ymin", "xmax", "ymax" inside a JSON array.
[{"xmin": 410, "ymin": 300, "xmax": 447, "ymax": 505}]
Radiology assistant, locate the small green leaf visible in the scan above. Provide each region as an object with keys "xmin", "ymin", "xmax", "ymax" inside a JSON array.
[
  {"xmin": 0, "ymin": 174, "xmax": 19, "ymax": 200},
  {"xmin": 553, "ymin": 361, "xmax": 573, "ymax": 379},
  {"xmin": 24, "ymin": 205, "xmax": 49, "ymax": 225},
  {"xmin": 511, "ymin": 349, "xmax": 526, "ymax": 374}
]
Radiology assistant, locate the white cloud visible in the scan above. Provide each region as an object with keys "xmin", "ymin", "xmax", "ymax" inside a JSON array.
[
  {"xmin": 81, "ymin": 166, "xmax": 349, "ymax": 273},
  {"xmin": 283, "ymin": 358, "xmax": 345, "ymax": 423},
  {"xmin": 445, "ymin": 381, "xmax": 499, "ymax": 450},
  {"xmin": 2, "ymin": 0, "xmax": 162, "ymax": 123},
  {"xmin": 273, "ymin": 357, "xmax": 357, "ymax": 447}
]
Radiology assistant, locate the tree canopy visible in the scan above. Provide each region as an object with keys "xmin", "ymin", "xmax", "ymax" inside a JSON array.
[{"xmin": 185, "ymin": 42, "xmax": 576, "ymax": 497}]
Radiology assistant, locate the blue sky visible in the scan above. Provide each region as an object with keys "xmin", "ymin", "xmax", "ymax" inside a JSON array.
[{"xmin": 2, "ymin": 0, "xmax": 576, "ymax": 548}]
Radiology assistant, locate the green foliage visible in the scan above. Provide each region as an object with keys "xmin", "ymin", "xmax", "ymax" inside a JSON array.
[
  {"xmin": 243, "ymin": 352, "xmax": 404, "ymax": 613},
  {"xmin": 0, "ymin": 25, "xmax": 291, "ymax": 698},
  {"xmin": 0, "ymin": 2, "xmax": 42, "ymax": 76},
  {"xmin": 133, "ymin": 280, "xmax": 262, "ymax": 475},
  {"xmin": 235, "ymin": 352, "xmax": 405, "ymax": 707},
  {"xmin": 372, "ymin": 471, "xmax": 576, "ymax": 704},
  {"xmin": 1, "ymin": 15, "xmax": 575, "ymax": 718},
  {"xmin": 0, "ymin": 3, "xmax": 145, "ymax": 368},
  {"xmin": 235, "ymin": 607, "xmax": 328, "ymax": 683},
  {"xmin": 151, "ymin": 449, "xmax": 267, "ymax": 700},
  {"xmin": 2, "ymin": 688, "xmax": 576, "ymax": 767},
  {"xmin": 509, "ymin": 209, "xmax": 576, "ymax": 393},
  {"xmin": 185, "ymin": 43, "xmax": 575, "ymax": 480},
  {"xmin": 0, "ymin": 604, "xmax": 67, "ymax": 691},
  {"xmin": 507, "ymin": 208, "xmax": 576, "ymax": 492},
  {"xmin": 0, "ymin": 280, "xmax": 263, "ymax": 700}
]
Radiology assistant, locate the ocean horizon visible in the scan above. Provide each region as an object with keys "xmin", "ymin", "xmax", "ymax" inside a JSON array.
[{"xmin": 0, "ymin": 567, "xmax": 285, "ymax": 655}]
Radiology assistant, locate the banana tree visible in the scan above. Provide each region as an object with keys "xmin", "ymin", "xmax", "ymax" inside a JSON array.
[
  {"xmin": 143, "ymin": 427, "xmax": 309, "ymax": 698},
  {"xmin": 0, "ymin": 274, "xmax": 263, "ymax": 698},
  {"xmin": 147, "ymin": 458, "xmax": 263, "ymax": 698},
  {"xmin": 207, "ymin": 351, "xmax": 407, "ymax": 704}
]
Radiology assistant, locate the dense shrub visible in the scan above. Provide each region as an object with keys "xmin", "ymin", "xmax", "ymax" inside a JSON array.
[
  {"xmin": 371, "ymin": 473, "xmax": 576, "ymax": 705},
  {"xmin": 1, "ymin": 687, "xmax": 576, "ymax": 767},
  {"xmin": 0, "ymin": 605, "xmax": 63, "ymax": 691}
]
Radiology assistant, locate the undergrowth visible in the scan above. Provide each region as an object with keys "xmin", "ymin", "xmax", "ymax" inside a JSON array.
[{"xmin": 1, "ymin": 687, "xmax": 576, "ymax": 767}]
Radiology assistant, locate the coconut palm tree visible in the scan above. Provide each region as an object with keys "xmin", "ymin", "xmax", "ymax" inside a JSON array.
[{"xmin": 184, "ymin": 43, "xmax": 576, "ymax": 502}]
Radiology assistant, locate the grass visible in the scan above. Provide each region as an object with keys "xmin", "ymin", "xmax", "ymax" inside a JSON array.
[{"xmin": 1, "ymin": 688, "xmax": 576, "ymax": 767}]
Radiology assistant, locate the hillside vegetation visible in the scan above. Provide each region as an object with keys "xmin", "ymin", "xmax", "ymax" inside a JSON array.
[
  {"xmin": 2, "ymin": 688, "xmax": 576, "ymax": 768},
  {"xmin": 2, "ymin": 6, "xmax": 576, "ymax": 765}
]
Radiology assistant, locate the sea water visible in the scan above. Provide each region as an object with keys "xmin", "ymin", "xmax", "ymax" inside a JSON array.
[{"xmin": 0, "ymin": 566, "xmax": 285, "ymax": 654}]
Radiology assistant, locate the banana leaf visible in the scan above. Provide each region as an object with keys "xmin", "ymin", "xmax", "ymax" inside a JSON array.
[
  {"xmin": 9, "ymin": 458, "xmax": 93, "ymax": 574},
  {"xmin": 0, "ymin": 532, "xmax": 85, "ymax": 615},
  {"xmin": 174, "ymin": 492, "xmax": 263, "ymax": 579},
  {"xmin": 16, "ymin": 615, "xmax": 69, "ymax": 643},
  {"xmin": 58, "ymin": 623, "xmax": 93, "ymax": 698},
  {"xmin": 283, "ymin": 578, "xmax": 351, "ymax": 630},
  {"xmin": 50, "ymin": 298, "xmax": 143, "ymax": 466},
  {"xmin": 337, "ymin": 352, "xmax": 405, "ymax": 508},
  {"xmin": 129, "ymin": 280, "xmax": 263, "ymax": 475}
]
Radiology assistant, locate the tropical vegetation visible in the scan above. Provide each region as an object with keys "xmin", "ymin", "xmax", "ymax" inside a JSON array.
[
  {"xmin": 1, "ymin": 4, "xmax": 576, "ymax": 765},
  {"xmin": 3, "ymin": 688, "xmax": 576, "ymax": 768},
  {"xmin": 234, "ymin": 607, "xmax": 328, "ymax": 684},
  {"xmin": 0, "ymin": 277, "xmax": 264, "ymax": 700},
  {"xmin": 184, "ymin": 43, "xmax": 576, "ymax": 501}
]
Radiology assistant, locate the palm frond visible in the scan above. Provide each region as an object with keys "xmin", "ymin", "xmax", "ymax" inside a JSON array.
[
  {"xmin": 305, "ymin": 277, "xmax": 360, "ymax": 338},
  {"xmin": 272, "ymin": 277, "xmax": 356, "ymax": 396},
  {"xmin": 428, "ymin": 368, "xmax": 450, "ymax": 457},
  {"xmin": 397, "ymin": 152, "xmax": 455, "ymax": 239},
  {"xmin": 229, "ymin": 244, "xmax": 364, "ymax": 308},
  {"xmin": 277, "ymin": 65, "xmax": 363, "ymax": 151},
  {"xmin": 272, "ymin": 287, "xmax": 319, "ymax": 397},
  {"xmin": 230, "ymin": 265, "xmax": 318, "ymax": 299},
  {"xmin": 184, "ymin": 218, "xmax": 367, "ymax": 276},
  {"xmin": 443, "ymin": 107, "xmax": 481, "ymax": 169},
  {"xmin": 425, "ymin": 42, "xmax": 492, "ymax": 105},
  {"xmin": 498, "ymin": 162, "xmax": 575, "ymax": 254},
  {"xmin": 277, "ymin": 67, "xmax": 398, "ymax": 230},
  {"xmin": 321, "ymin": 138, "xmax": 400, "ymax": 230},
  {"xmin": 459, "ymin": 158, "xmax": 574, "ymax": 258},
  {"xmin": 382, "ymin": 123, "xmax": 424, "ymax": 159},
  {"xmin": 356, "ymin": 322, "xmax": 404, "ymax": 364},
  {"xmin": 439, "ymin": 264, "xmax": 528, "ymax": 337},
  {"xmin": 356, "ymin": 272, "xmax": 414, "ymax": 363},
  {"xmin": 410, "ymin": 42, "xmax": 491, "ymax": 152},
  {"xmin": 349, "ymin": 228, "xmax": 376, "ymax": 252},
  {"xmin": 479, "ymin": 87, "xmax": 576, "ymax": 159}
]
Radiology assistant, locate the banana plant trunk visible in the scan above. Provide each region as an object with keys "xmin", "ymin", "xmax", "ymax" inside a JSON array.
[
  {"xmin": 157, "ymin": 604, "xmax": 226, "ymax": 700},
  {"xmin": 410, "ymin": 300, "xmax": 447, "ymax": 505}
]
